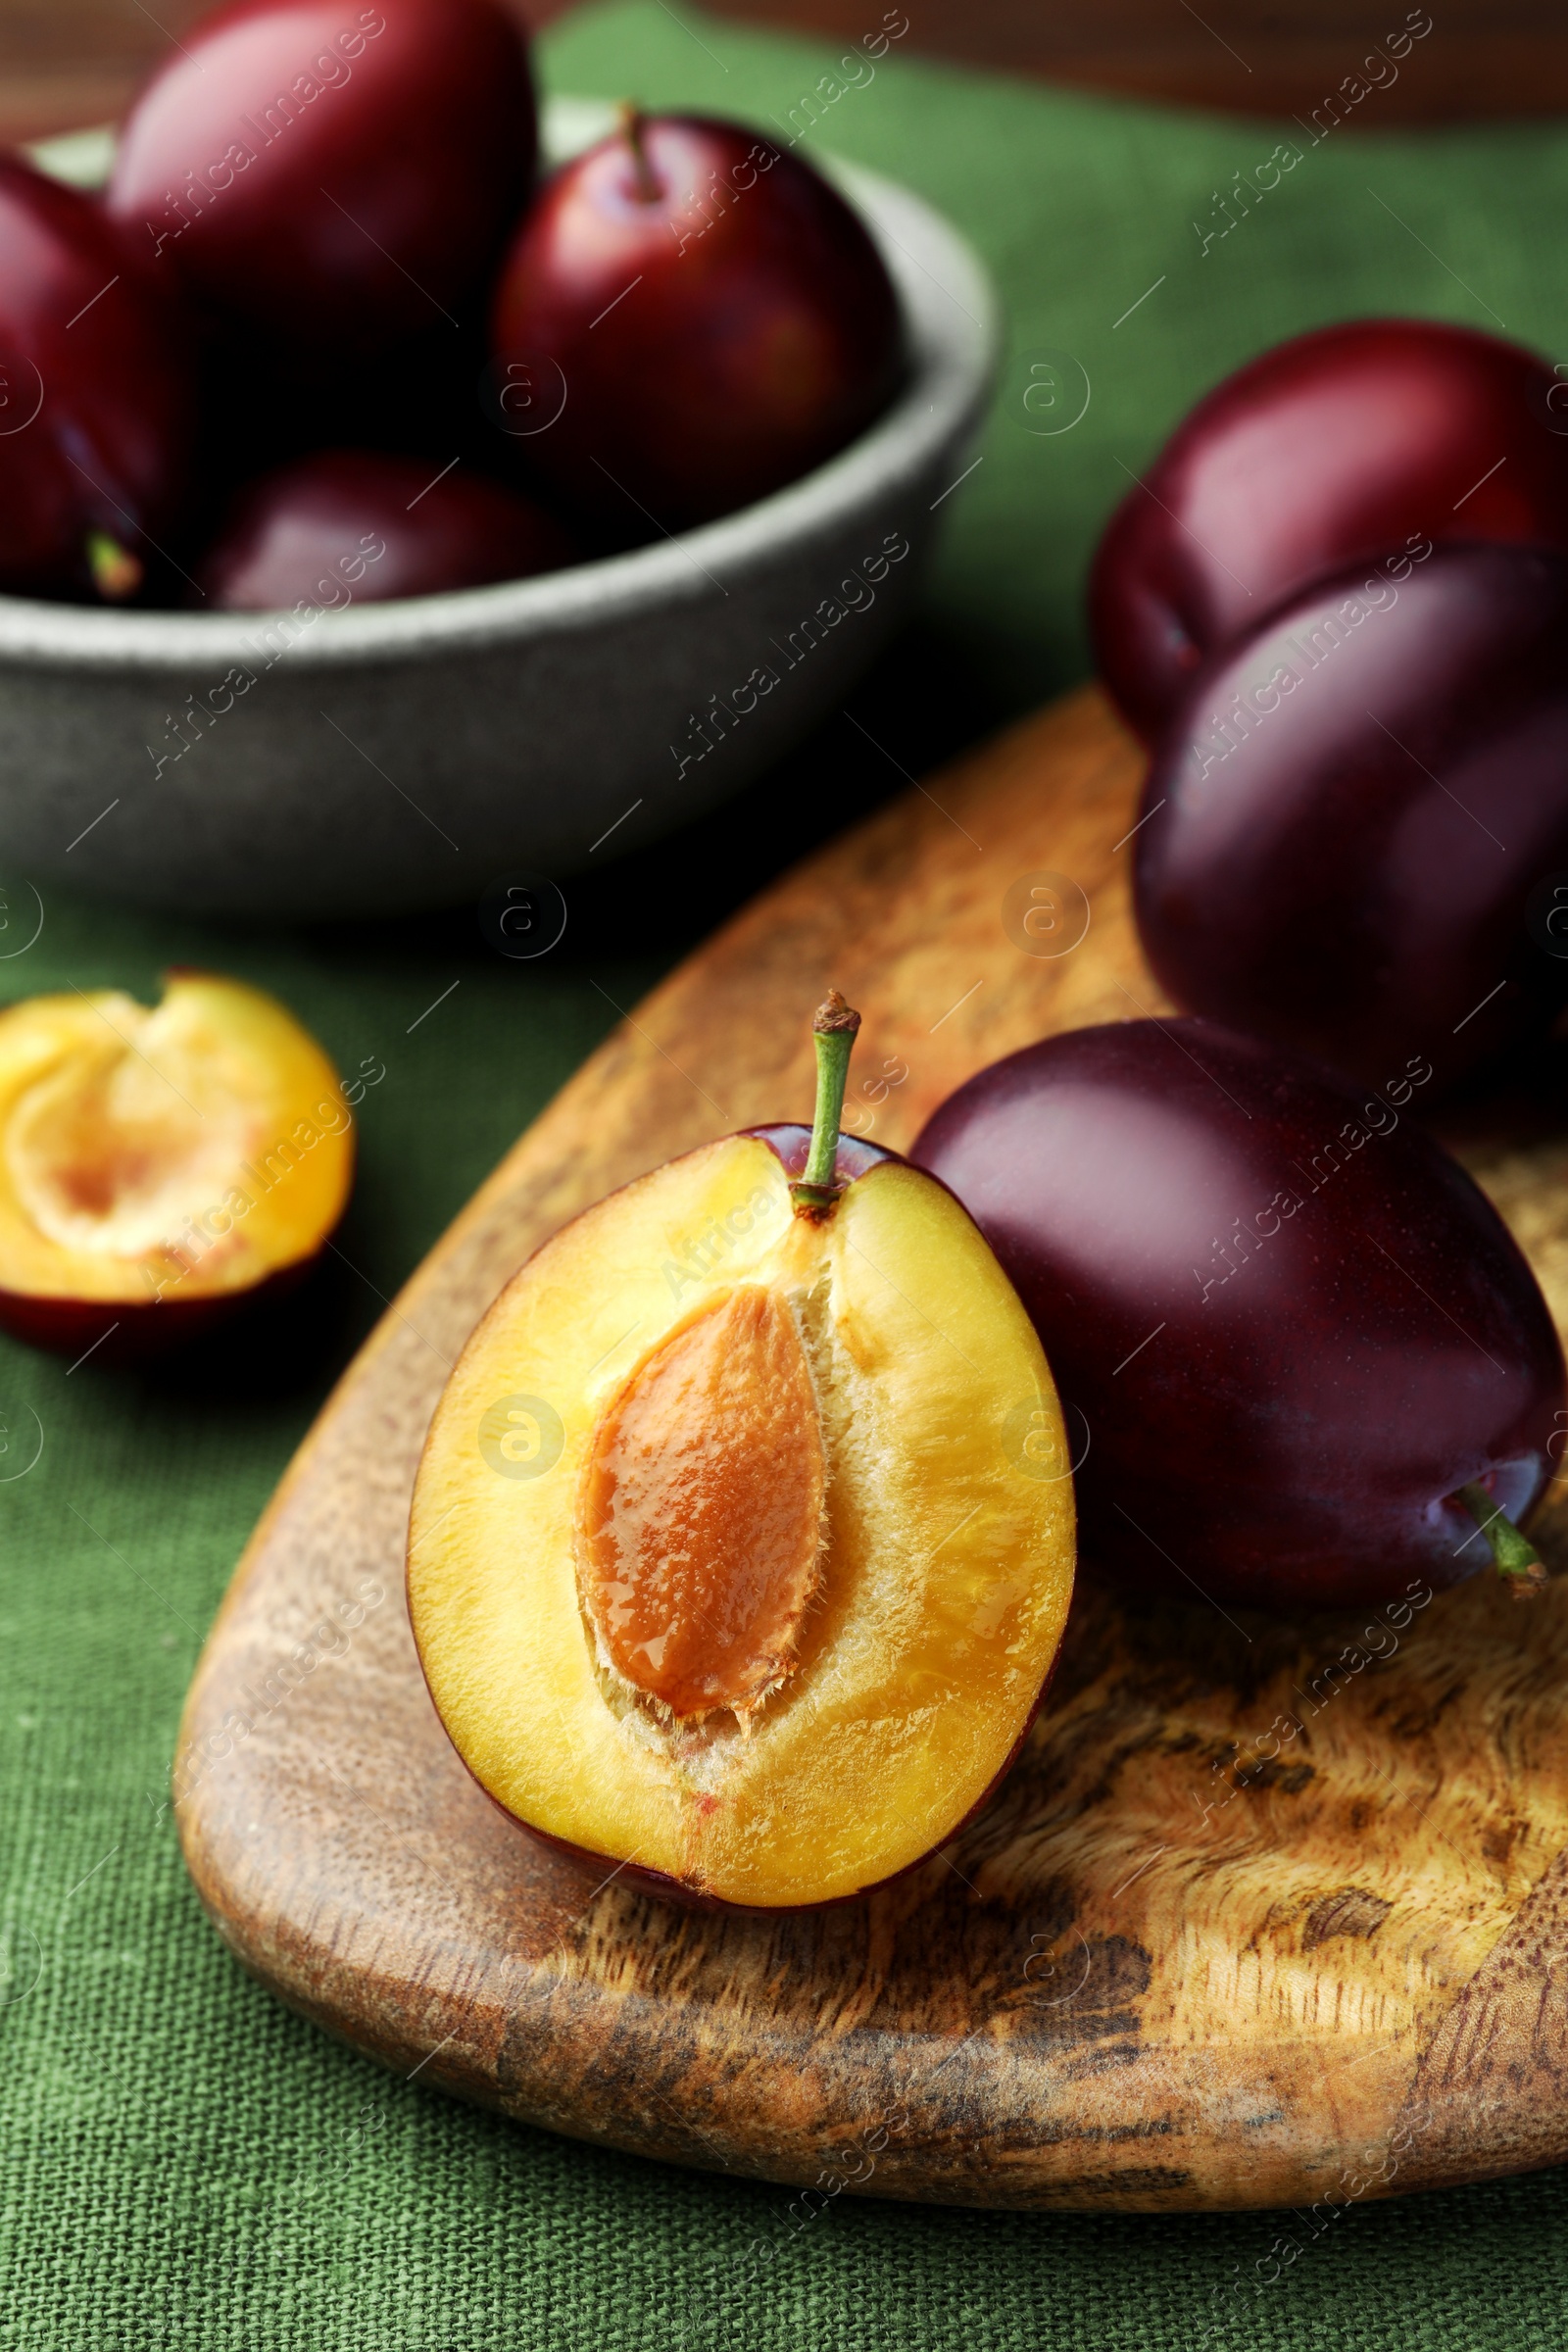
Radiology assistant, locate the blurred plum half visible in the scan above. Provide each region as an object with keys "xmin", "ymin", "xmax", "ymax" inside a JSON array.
[{"xmin": 0, "ymin": 973, "xmax": 353, "ymax": 1362}]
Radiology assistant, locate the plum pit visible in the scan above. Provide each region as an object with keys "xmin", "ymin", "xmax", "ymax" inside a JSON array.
[{"xmin": 577, "ymin": 1284, "xmax": 825, "ymax": 1723}]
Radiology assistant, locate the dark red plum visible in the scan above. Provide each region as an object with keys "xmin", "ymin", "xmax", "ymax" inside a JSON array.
[
  {"xmin": 1134, "ymin": 541, "xmax": 1568, "ymax": 1093},
  {"xmin": 1091, "ymin": 319, "xmax": 1568, "ymax": 739},
  {"xmin": 489, "ymin": 111, "xmax": 902, "ymax": 530},
  {"xmin": 911, "ymin": 1019, "xmax": 1564, "ymax": 1612},
  {"xmin": 0, "ymin": 156, "xmax": 194, "ymax": 601},
  {"xmin": 107, "ymin": 0, "xmax": 535, "ymax": 358},
  {"xmin": 195, "ymin": 449, "xmax": 577, "ymax": 608}
]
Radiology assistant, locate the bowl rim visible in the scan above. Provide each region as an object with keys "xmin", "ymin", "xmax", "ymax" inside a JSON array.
[{"xmin": 0, "ymin": 123, "xmax": 1000, "ymax": 674}]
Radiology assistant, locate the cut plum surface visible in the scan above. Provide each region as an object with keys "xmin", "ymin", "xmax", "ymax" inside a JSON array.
[
  {"xmin": 0, "ymin": 972, "xmax": 353, "ymax": 1356},
  {"xmin": 409, "ymin": 1123, "xmax": 1075, "ymax": 1910}
]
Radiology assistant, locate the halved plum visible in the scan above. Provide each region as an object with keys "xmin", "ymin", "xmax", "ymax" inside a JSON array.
[
  {"xmin": 0, "ymin": 971, "xmax": 353, "ymax": 1360},
  {"xmin": 408, "ymin": 999, "xmax": 1075, "ymax": 1910}
]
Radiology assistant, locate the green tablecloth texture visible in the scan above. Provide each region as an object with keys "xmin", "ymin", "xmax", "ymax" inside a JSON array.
[{"xmin": 7, "ymin": 6, "xmax": 1568, "ymax": 2342}]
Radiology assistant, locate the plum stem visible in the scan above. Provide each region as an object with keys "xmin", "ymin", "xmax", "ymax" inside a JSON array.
[
  {"xmin": 617, "ymin": 103, "xmax": 661, "ymax": 203},
  {"xmin": 1456, "ymin": 1482, "xmax": 1547, "ymax": 1598},
  {"xmin": 791, "ymin": 992, "xmax": 861, "ymax": 1217},
  {"xmin": 86, "ymin": 530, "xmax": 142, "ymax": 603}
]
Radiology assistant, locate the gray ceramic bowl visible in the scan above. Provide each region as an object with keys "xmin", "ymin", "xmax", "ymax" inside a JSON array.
[{"xmin": 6, "ymin": 101, "xmax": 999, "ymax": 920}]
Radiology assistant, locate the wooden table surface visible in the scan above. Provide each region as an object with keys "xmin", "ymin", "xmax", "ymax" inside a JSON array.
[{"xmin": 1, "ymin": 0, "xmax": 1564, "ymax": 148}]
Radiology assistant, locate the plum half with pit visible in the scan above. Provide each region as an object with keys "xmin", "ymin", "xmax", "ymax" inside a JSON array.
[
  {"xmin": 1091, "ymin": 318, "xmax": 1568, "ymax": 739},
  {"xmin": 1133, "ymin": 540, "xmax": 1568, "ymax": 1094},
  {"xmin": 488, "ymin": 111, "xmax": 903, "ymax": 530},
  {"xmin": 0, "ymin": 155, "xmax": 194, "ymax": 601},
  {"xmin": 195, "ymin": 450, "xmax": 577, "ymax": 608},
  {"xmin": 911, "ymin": 1018, "xmax": 1564, "ymax": 1613},
  {"xmin": 409, "ymin": 997, "xmax": 1076, "ymax": 1909}
]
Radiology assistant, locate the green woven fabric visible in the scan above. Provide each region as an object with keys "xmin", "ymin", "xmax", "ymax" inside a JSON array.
[{"xmin": 7, "ymin": 7, "xmax": 1568, "ymax": 2342}]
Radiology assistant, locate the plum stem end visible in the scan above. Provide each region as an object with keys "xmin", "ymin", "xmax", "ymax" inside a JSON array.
[
  {"xmin": 1457, "ymin": 1482, "xmax": 1547, "ymax": 1598},
  {"xmin": 87, "ymin": 530, "xmax": 143, "ymax": 603},
  {"xmin": 791, "ymin": 991, "xmax": 861, "ymax": 1217},
  {"xmin": 617, "ymin": 103, "xmax": 661, "ymax": 203}
]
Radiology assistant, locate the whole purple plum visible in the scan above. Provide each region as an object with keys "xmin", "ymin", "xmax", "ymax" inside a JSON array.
[
  {"xmin": 1090, "ymin": 318, "xmax": 1568, "ymax": 739},
  {"xmin": 912, "ymin": 1018, "xmax": 1563, "ymax": 1612},
  {"xmin": 1133, "ymin": 540, "xmax": 1568, "ymax": 1093}
]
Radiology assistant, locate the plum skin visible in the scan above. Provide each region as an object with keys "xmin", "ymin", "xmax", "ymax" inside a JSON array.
[
  {"xmin": 1091, "ymin": 318, "xmax": 1568, "ymax": 739},
  {"xmin": 195, "ymin": 449, "xmax": 577, "ymax": 608},
  {"xmin": 1133, "ymin": 541, "xmax": 1568, "ymax": 1093},
  {"xmin": 489, "ymin": 115, "xmax": 903, "ymax": 530},
  {"xmin": 106, "ymin": 0, "xmax": 536, "ymax": 356},
  {"xmin": 0, "ymin": 156, "xmax": 194, "ymax": 598},
  {"xmin": 911, "ymin": 1019, "xmax": 1566, "ymax": 1613}
]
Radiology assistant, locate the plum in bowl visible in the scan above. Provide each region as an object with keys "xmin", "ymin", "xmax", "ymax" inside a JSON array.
[{"xmin": 0, "ymin": 101, "xmax": 997, "ymax": 922}]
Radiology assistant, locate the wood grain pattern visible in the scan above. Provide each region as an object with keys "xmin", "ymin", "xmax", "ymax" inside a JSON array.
[{"xmin": 177, "ymin": 682, "xmax": 1568, "ymax": 2211}]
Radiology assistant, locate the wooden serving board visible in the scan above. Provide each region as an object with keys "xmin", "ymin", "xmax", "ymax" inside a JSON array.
[{"xmin": 177, "ymin": 683, "xmax": 1568, "ymax": 2212}]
